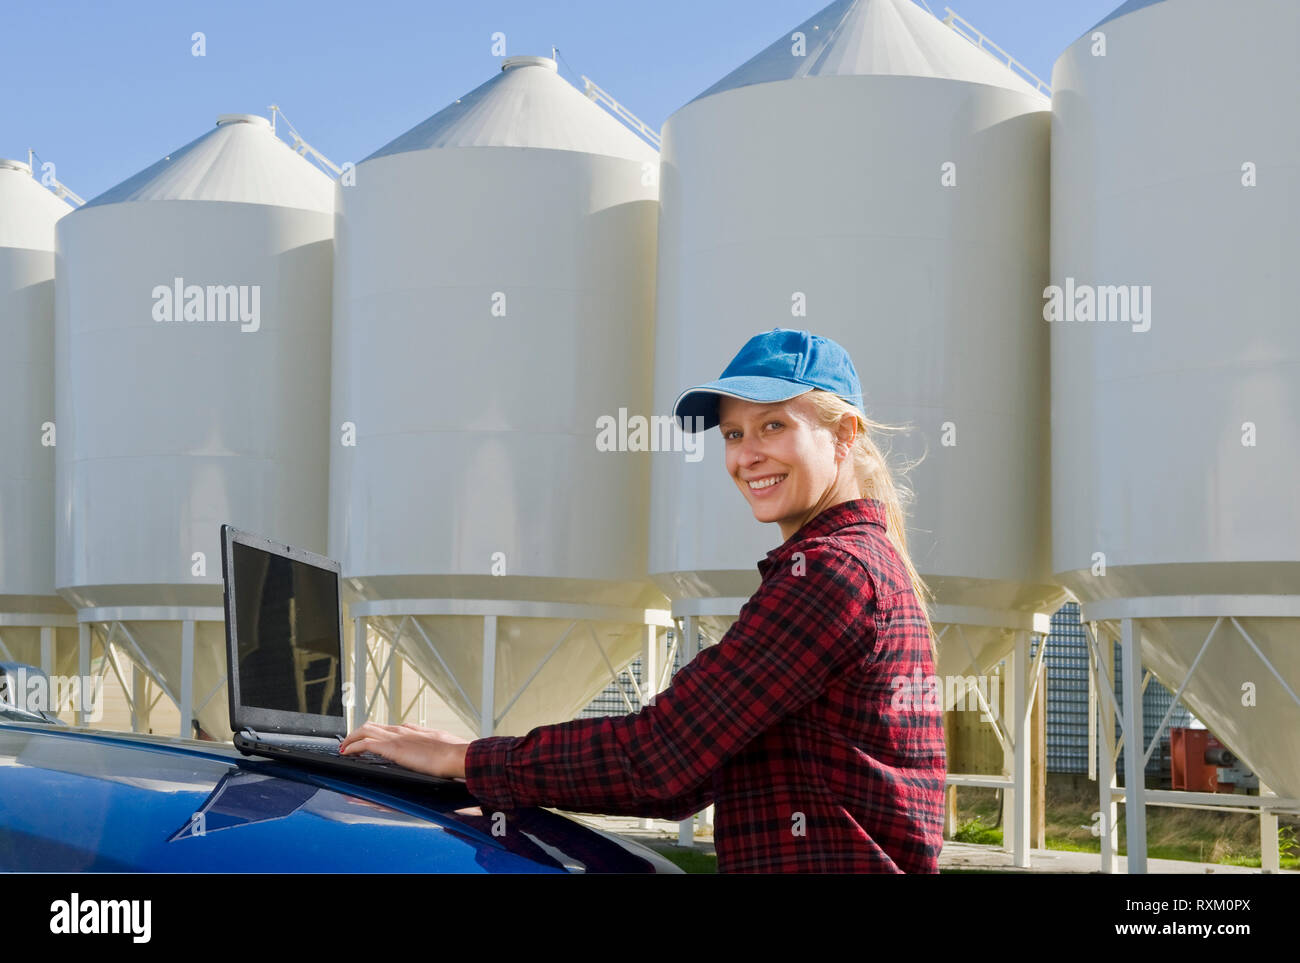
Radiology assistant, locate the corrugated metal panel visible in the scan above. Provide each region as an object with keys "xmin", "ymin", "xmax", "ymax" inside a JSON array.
[
  {"xmin": 365, "ymin": 57, "xmax": 656, "ymax": 163},
  {"xmin": 692, "ymin": 0, "xmax": 1047, "ymax": 105},
  {"xmin": 1089, "ymin": 0, "xmax": 1168, "ymax": 33},
  {"xmin": 82, "ymin": 115, "xmax": 333, "ymax": 212},
  {"xmin": 1042, "ymin": 602, "xmax": 1192, "ymax": 776}
]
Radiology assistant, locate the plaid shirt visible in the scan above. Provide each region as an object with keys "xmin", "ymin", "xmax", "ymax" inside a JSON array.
[{"xmin": 464, "ymin": 497, "xmax": 947, "ymax": 873}]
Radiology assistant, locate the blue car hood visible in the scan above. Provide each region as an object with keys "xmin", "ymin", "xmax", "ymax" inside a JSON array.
[{"xmin": 0, "ymin": 723, "xmax": 680, "ymax": 873}]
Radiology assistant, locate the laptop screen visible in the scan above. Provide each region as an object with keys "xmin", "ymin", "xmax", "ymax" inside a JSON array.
[{"xmin": 229, "ymin": 539, "xmax": 344, "ymax": 718}]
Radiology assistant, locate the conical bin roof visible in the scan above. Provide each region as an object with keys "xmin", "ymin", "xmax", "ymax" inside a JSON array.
[{"xmin": 690, "ymin": 0, "xmax": 1046, "ymax": 105}]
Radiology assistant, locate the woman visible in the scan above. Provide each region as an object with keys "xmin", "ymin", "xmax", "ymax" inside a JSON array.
[{"xmin": 342, "ymin": 328, "xmax": 947, "ymax": 873}]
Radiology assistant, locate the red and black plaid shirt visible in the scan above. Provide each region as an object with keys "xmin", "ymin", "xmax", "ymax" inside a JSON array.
[{"xmin": 463, "ymin": 497, "xmax": 947, "ymax": 873}]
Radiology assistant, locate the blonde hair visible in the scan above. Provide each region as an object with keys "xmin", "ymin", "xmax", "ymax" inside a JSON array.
[{"xmin": 801, "ymin": 389, "xmax": 937, "ymax": 662}]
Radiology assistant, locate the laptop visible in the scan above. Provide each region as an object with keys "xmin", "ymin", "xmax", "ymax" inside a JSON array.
[{"xmin": 220, "ymin": 524, "xmax": 460, "ymax": 790}]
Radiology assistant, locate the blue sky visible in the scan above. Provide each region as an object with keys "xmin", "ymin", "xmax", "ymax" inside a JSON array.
[{"xmin": 1, "ymin": 0, "xmax": 1120, "ymax": 201}]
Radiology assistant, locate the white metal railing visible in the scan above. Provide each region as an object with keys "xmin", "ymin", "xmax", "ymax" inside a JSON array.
[
  {"xmin": 26, "ymin": 149, "xmax": 86, "ymax": 206},
  {"xmin": 268, "ymin": 104, "xmax": 344, "ymax": 177},
  {"xmin": 581, "ymin": 76, "xmax": 661, "ymax": 149},
  {"xmin": 941, "ymin": 6, "xmax": 1052, "ymax": 96}
]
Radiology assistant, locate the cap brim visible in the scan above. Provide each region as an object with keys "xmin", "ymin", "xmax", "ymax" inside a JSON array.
[{"xmin": 672, "ymin": 377, "xmax": 816, "ymax": 433}]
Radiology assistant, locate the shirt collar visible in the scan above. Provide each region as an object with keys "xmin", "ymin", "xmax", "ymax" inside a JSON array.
[{"xmin": 757, "ymin": 498, "xmax": 887, "ymax": 576}]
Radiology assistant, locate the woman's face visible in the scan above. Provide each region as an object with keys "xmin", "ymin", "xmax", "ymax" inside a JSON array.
[{"xmin": 717, "ymin": 393, "xmax": 857, "ymax": 542}]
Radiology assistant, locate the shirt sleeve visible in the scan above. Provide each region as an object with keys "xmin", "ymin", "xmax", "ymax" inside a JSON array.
[
  {"xmin": 462, "ymin": 540, "xmax": 877, "ymax": 816},
  {"xmin": 467, "ymin": 733, "xmax": 718, "ymax": 821}
]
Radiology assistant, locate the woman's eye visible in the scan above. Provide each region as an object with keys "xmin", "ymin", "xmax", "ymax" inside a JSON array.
[{"xmin": 723, "ymin": 422, "xmax": 780, "ymax": 439}]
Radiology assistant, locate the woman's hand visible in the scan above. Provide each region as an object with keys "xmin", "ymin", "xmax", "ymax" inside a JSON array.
[{"xmin": 340, "ymin": 722, "xmax": 471, "ymax": 780}]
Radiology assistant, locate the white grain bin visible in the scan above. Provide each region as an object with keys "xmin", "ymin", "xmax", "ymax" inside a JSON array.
[
  {"xmin": 0, "ymin": 159, "xmax": 79, "ymax": 685},
  {"xmin": 330, "ymin": 56, "xmax": 669, "ymax": 737},
  {"xmin": 650, "ymin": 0, "xmax": 1064, "ymax": 699},
  {"xmin": 55, "ymin": 114, "xmax": 335, "ymax": 737},
  {"xmin": 1052, "ymin": 0, "xmax": 1300, "ymax": 798}
]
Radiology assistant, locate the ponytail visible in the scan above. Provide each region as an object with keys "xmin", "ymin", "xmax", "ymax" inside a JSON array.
[{"xmin": 803, "ymin": 390, "xmax": 937, "ymax": 664}]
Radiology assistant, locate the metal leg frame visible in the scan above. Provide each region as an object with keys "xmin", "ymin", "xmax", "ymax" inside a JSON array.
[
  {"xmin": 940, "ymin": 623, "xmax": 1043, "ymax": 869},
  {"xmin": 1084, "ymin": 614, "xmax": 1300, "ymax": 874},
  {"xmin": 677, "ymin": 615, "xmax": 699, "ymax": 848},
  {"xmin": 405, "ymin": 617, "xmax": 478, "ymax": 730},
  {"xmin": 639, "ymin": 623, "xmax": 662, "ymax": 831},
  {"xmin": 1085, "ymin": 620, "xmax": 1123, "ymax": 873},
  {"xmin": 1119, "ymin": 618, "xmax": 1147, "ymax": 873},
  {"xmin": 1008, "ymin": 629, "xmax": 1032, "ymax": 868},
  {"xmin": 352, "ymin": 617, "xmax": 367, "ymax": 730},
  {"xmin": 489, "ymin": 619, "xmax": 581, "ymax": 734}
]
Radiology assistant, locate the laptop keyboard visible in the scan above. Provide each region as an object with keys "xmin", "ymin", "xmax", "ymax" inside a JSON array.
[{"xmin": 279, "ymin": 740, "xmax": 403, "ymax": 768}]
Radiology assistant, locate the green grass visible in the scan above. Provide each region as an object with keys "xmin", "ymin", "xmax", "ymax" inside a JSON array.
[
  {"xmin": 955, "ymin": 783, "xmax": 1300, "ymax": 870},
  {"xmin": 649, "ymin": 844, "xmax": 717, "ymax": 873},
  {"xmin": 952, "ymin": 815, "xmax": 1003, "ymax": 846}
]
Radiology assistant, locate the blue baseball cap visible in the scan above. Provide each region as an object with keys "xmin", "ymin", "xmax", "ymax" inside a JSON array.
[{"xmin": 672, "ymin": 328, "xmax": 865, "ymax": 433}]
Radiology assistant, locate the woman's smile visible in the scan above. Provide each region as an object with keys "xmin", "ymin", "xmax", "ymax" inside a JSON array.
[{"xmin": 745, "ymin": 472, "xmax": 788, "ymax": 496}]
